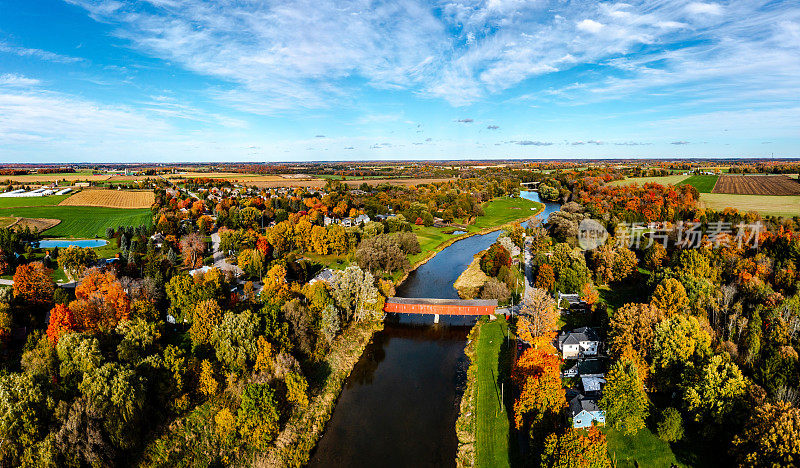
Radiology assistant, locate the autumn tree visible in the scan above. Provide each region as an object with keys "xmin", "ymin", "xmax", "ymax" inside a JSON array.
[
  {"xmin": 656, "ymin": 407, "xmax": 684, "ymax": 442},
  {"xmin": 480, "ymin": 243, "xmax": 511, "ymax": 277},
  {"xmin": 237, "ymin": 248, "xmax": 264, "ymax": 280},
  {"xmin": 511, "ymin": 347, "xmax": 564, "ymax": 432},
  {"xmin": 607, "ymin": 302, "xmax": 663, "ymax": 361},
  {"xmin": 47, "ymin": 304, "xmax": 77, "ymax": 344},
  {"xmin": 652, "ymin": 315, "xmax": 711, "ymax": 389},
  {"xmin": 650, "ymin": 277, "xmax": 688, "ymax": 316},
  {"xmin": 599, "ymin": 358, "xmax": 649, "ymax": 434},
  {"xmin": 179, "ymin": 232, "xmax": 206, "ymax": 269},
  {"xmin": 732, "ymin": 401, "xmax": 800, "ymax": 467},
  {"xmin": 285, "ymin": 371, "xmax": 309, "ymax": 407},
  {"xmin": 199, "ymin": 360, "xmax": 218, "ymax": 396},
  {"xmin": 13, "ymin": 262, "xmax": 55, "ymax": 309},
  {"xmin": 540, "ymin": 427, "xmax": 612, "ymax": 468},
  {"xmin": 190, "ymin": 299, "xmax": 222, "ymax": 347},
  {"xmin": 72, "ymin": 268, "xmax": 131, "ymax": 332},
  {"xmin": 580, "ymin": 282, "xmax": 599, "ymax": 307},
  {"xmin": 518, "ymin": 288, "xmax": 558, "ymax": 340},
  {"xmin": 534, "ymin": 263, "xmax": 555, "ymax": 291}
]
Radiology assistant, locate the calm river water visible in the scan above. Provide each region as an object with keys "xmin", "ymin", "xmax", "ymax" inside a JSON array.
[{"xmin": 309, "ymin": 192, "xmax": 559, "ymax": 467}]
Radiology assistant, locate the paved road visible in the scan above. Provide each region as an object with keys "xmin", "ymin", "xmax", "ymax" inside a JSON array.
[{"xmin": 210, "ymin": 232, "xmax": 243, "ymax": 276}]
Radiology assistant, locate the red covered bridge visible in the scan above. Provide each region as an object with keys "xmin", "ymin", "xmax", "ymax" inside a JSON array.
[{"xmin": 384, "ymin": 297, "xmax": 498, "ymax": 316}]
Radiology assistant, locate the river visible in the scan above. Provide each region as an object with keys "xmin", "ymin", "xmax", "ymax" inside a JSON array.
[{"xmin": 309, "ymin": 191, "xmax": 560, "ymax": 467}]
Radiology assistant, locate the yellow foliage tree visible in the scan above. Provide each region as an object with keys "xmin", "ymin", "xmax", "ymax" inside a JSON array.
[{"xmin": 199, "ymin": 359, "xmax": 218, "ymax": 396}]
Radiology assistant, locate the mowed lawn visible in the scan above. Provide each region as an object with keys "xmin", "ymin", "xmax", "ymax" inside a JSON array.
[
  {"xmin": 475, "ymin": 317, "xmax": 512, "ymax": 468},
  {"xmin": 0, "ymin": 194, "xmax": 72, "ymax": 208},
  {"xmin": 676, "ymin": 175, "xmax": 718, "ymax": 193},
  {"xmin": 0, "ymin": 206, "xmax": 152, "ymax": 238},
  {"xmin": 699, "ymin": 193, "xmax": 800, "ymax": 217},
  {"xmin": 605, "ymin": 427, "xmax": 687, "ymax": 468},
  {"xmin": 608, "ymin": 175, "xmax": 689, "ymax": 187}
]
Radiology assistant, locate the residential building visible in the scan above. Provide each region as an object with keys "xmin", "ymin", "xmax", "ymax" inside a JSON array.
[
  {"xmin": 568, "ymin": 394, "xmax": 605, "ymax": 428},
  {"xmin": 557, "ymin": 327, "xmax": 600, "ymax": 358}
]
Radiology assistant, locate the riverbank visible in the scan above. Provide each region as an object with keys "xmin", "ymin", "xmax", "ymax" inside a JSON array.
[
  {"xmin": 396, "ymin": 199, "xmax": 543, "ymax": 288},
  {"xmin": 455, "ymin": 316, "xmax": 515, "ymax": 468},
  {"xmin": 255, "ymin": 318, "xmax": 384, "ymax": 467},
  {"xmin": 453, "ymin": 251, "xmax": 489, "ymax": 299}
]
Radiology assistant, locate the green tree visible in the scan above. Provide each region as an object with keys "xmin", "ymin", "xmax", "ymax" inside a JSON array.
[
  {"xmin": 600, "ymin": 358, "xmax": 649, "ymax": 435},
  {"xmin": 58, "ymin": 246, "xmax": 98, "ymax": 280},
  {"xmin": 0, "ymin": 373, "xmax": 50, "ymax": 465},
  {"xmin": 684, "ymin": 354, "xmax": 748, "ymax": 424},
  {"xmin": 656, "ymin": 407, "xmax": 684, "ymax": 442},
  {"xmin": 116, "ymin": 318, "xmax": 160, "ymax": 364},
  {"xmin": 78, "ymin": 362, "xmax": 146, "ymax": 451},
  {"xmin": 652, "ymin": 315, "xmax": 711, "ymax": 389},
  {"xmin": 211, "ymin": 310, "xmax": 260, "ymax": 373},
  {"xmin": 237, "ymin": 383, "xmax": 280, "ymax": 451}
]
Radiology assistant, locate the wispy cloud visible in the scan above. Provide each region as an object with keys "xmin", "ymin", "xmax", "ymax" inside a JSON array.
[
  {"xmin": 671, "ymin": 140, "xmax": 690, "ymax": 145},
  {"xmin": 486, "ymin": 125, "xmax": 499, "ymax": 130},
  {"xmin": 0, "ymin": 42, "xmax": 84, "ymax": 64},
  {"xmin": 456, "ymin": 118, "xmax": 474, "ymax": 123},
  {"xmin": 512, "ymin": 140, "xmax": 552, "ymax": 146}
]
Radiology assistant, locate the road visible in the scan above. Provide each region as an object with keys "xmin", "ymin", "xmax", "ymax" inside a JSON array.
[{"xmin": 210, "ymin": 232, "xmax": 243, "ymax": 276}]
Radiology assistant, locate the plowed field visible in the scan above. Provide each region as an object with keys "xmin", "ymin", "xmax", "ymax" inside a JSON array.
[{"xmin": 713, "ymin": 175, "xmax": 800, "ymax": 196}]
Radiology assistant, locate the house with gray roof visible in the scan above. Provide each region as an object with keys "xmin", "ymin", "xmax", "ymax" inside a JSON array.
[
  {"xmin": 568, "ymin": 394, "xmax": 605, "ymax": 429},
  {"xmin": 557, "ymin": 327, "xmax": 600, "ymax": 359}
]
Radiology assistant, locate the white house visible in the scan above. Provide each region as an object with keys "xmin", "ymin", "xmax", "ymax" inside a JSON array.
[{"xmin": 558, "ymin": 327, "xmax": 600, "ymax": 359}]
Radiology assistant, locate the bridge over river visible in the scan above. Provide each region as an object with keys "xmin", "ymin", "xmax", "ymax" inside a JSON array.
[{"xmin": 384, "ymin": 297, "xmax": 498, "ymax": 316}]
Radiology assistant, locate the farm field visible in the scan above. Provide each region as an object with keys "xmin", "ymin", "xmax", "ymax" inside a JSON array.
[
  {"xmin": 699, "ymin": 193, "xmax": 800, "ymax": 217},
  {"xmin": 59, "ymin": 189, "xmax": 155, "ymax": 209},
  {"xmin": 712, "ymin": 174, "xmax": 800, "ymax": 195},
  {"xmin": 608, "ymin": 175, "xmax": 689, "ymax": 187},
  {"xmin": 0, "ymin": 172, "xmax": 112, "ymax": 183},
  {"xmin": 676, "ymin": 175, "xmax": 718, "ymax": 193},
  {"xmin": 0, "ymin": 206, "xmax": 152, "ymax": 238},
  {"xmin": 0, "ymin": 194, "xmax": 71, "ymax": 208}
]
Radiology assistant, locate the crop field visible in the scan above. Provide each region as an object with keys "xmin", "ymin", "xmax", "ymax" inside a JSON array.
[
  {"xmin": 0, "ymin": 194, "xmax": 72, "ymax": 208},
  {"xmin": 698, "ymin": 193, "xmax": 800, "ymax": 218},
  {"xmin": 609, "ymin": 175, "xmax": 689, "ymax": 187},
  {"xmin": 0, "ymin": 206, "xmax": 152, "ymax": 238},
  {"xmin": 8, "ymin": 217, "xmax": 61, "ymax": 232},
  {"xmin": 0, "ymin": 172, "xmax": 111, "ymax": 183},
  {"xmin": 676, "ymin": 175, "xmax": 718, "ymax": 193},
  {"xmin": 59, "ymin": 189, "xmax": 155, "ymax": 209},
  {"xmin": 712, "ymin": 175, "xmax": 800, "ymax": 196}
]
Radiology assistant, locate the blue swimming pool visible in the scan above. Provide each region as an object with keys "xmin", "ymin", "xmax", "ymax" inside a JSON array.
[{"xmin": 38, "ymin": 239, "xmax": 108, "ymax": 249}]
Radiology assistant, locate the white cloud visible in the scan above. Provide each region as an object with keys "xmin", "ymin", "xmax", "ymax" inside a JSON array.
[
  {"xmin": 577, "ymin": 19, "xmax": 604, "ymax": 33},
  {"xmin": 0, "ymin": 42, "xmax": 84, "ymax": 64},
  {"xmin": 686, "ymin": 2, "xmax": 723, "ymax": 16},
  {"xmin": 0, "ymin": 74, "xmax": 41, "ymax": 88}
]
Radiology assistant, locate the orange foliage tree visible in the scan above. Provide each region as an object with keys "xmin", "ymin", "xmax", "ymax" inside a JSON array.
[
  {"xmin": 72, "ymin": 268, "xmax": 130, "ymax": 332},
  {"xmin": 46, "ymin": 304, "xmax": 77, "ymax": 344},
  {"xmin": 511, "ymin": 344, "xmax": 564, "ymax": 430},
  {"xmin": 13, "ymin": 262, "xmax": 55, "ymax": 309},
  {"xmin": 518, "ymin": 288, "xmax": 558, "ymax": 341}
]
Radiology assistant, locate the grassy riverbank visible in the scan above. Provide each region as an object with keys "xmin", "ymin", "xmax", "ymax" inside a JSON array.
[
  {"xmin": 453, "ymin": 251, "xmax": 489, "ymax": 298},
  {"xmin": 256, "ymin": 318, "xmax": 384, "ymax": 467},
  {"xmin": 456, "ymin": 316, "xmax": 515, "ymax": 468}
]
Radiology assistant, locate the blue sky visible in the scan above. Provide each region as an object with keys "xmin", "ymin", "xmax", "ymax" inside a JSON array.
[{"xmin": 1, "ymin": 0, "xmax": 799, "ymax": 162}]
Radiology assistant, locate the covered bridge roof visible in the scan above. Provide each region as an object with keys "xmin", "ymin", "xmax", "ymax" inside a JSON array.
[{"xmin": 386, "ymin": 297, "xmax": 498, "ymax": 307}]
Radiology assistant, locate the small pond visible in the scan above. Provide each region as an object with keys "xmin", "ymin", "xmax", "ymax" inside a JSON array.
[
  {"xmin": 38, "ymin": 239, "xmax": 108, "ymax": 249},
  {"xmin": 450, "ymin": 230, "xmax": 467, "ymax": 235}
]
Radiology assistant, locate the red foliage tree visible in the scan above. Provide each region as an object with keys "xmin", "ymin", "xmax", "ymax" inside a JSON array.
[{"xmin": 46, "ymin": 304, "xmax": 77, "ymax": 343}]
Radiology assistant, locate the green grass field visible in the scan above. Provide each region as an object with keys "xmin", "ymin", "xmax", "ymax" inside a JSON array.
[
  {"xmin": 0, "ymin": 206, "xmax": 152, "ymax": 238},
  {"xmin": 699, "ymin": 193, "xmax": 800, "ymax": 217},
  {"xmin": 473, "ymin": 196, "xmax": 541, "ymax": 230},
  {"xmin": 609, "ymin": 175, "xmax": 689, "ymax": 187},
  {"xmin": 0, "ymin": 194, "xmax": 72, "ymax": 208},
  {"xmin": 605, "ymin": 427, "xmax": 686, "ymax": 468},
  {"xmin": 676, "ymin": 175, "xmax": 718, "ymax": 193},
  {"xmin": 475, "ymin": 317, "xmax": 512, "ymax": 468}
]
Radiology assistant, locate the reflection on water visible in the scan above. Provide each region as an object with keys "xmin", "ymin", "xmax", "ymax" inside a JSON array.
[{"xmin": 308, "ymin": 191, "xmax": 560, "ymax": 467}]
